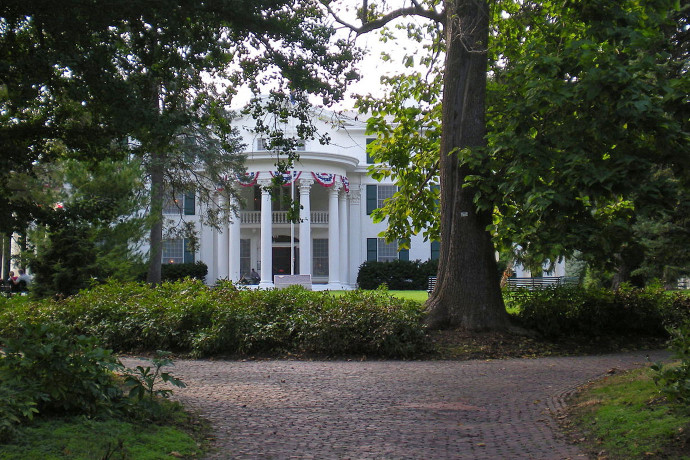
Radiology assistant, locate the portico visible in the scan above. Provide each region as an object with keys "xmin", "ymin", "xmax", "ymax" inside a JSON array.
[{"xmin": 215, "ymin": 170, "xmax": 353, "ymax": 289}]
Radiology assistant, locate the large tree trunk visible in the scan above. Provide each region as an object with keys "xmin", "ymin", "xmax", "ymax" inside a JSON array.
[
  {"xmin": 147, "ymin": 152, "xmax": 165, "ymax": 285},
  {"xmin": 425, "ymin": 0, "xmax": 511, "ymax": 331}
]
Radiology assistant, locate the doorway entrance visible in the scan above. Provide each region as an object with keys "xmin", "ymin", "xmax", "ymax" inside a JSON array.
[{"xmin": 272, "ymin": 247, "xmax": 299, "ymax": 276}]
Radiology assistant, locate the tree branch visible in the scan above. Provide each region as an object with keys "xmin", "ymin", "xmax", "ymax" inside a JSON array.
[{"xmin": 323, "ymin": 1, "xmax": 445, "ymax": 35}]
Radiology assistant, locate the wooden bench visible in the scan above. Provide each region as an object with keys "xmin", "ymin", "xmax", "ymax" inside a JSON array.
[
  {"xmin": 274, "ymin": 274, "xmax": 312, "ymax": 290},
  {"xmin": 427, "ymin": 276, "xmax": 437, "ymax": 296}
]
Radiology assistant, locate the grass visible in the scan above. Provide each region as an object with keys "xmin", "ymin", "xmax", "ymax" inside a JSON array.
[
  {"xmin": 326, "ymin": 289, "xmax": 429, "ymax": 303},
  {"xmin": 0, "ymin": 399, "xmax": 208, "ymax": 460},
  {"xmin": 566, "ymin": 366, "xmax": 690, "ymax": 459}
]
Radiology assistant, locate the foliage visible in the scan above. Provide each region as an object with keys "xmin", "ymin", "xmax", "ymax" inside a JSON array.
[
  {"xmin": 356, "ymin": 259, "xmax": 438, "ymax": 290},
  {"xmin": 653, "ymin": 320, "xmax": 690, "ymax": 406},
  {"xmin": 506, "ymin": 285, "xmax": 690, "ymax": 339},
  {"xmin": 123, "ymin": 351, "xmax": 186, "ymax": 402},
  {"xmin": 568, "ymin": 367, "xmax": 690, "ymax": 459},
  {"xmin": 0, "ymin": 323, "xmax": 124, "ymax": 440},
  {"xmin": 0, "ymin": 280, "xmax": 428, "ymax": 358},
  {"xmin": 482, "ymin": 0, "xmax": 689, "ymax": 274}
]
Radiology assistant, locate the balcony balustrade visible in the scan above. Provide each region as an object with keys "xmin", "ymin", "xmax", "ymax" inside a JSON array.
[{"xmin": 240, "ymin": 210, "xmax": 329, "ymax": 224}]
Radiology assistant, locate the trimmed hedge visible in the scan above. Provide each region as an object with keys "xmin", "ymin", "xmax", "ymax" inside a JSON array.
[
  {"xmin": 357, "ymin": 259, "xmax": 438, "ymax": 290},
  {"xmin": 0, "ymin": 280, "xmax": 428, "ymax": 359},
  {"xmin": 505, "ymin": 285, "xmax": 690, "ymax": 339}
]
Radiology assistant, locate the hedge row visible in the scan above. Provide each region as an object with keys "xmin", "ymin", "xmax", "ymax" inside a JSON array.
[
  {"xmin": 0, "ymin": 280, "xmax": 428, "ymax": 358},
  {"xmin": 505, "ymin": 285, "xmax": 690, "ymax": 339},
  {"xmin": 357, "ymin": 259, "xmax": 438, "ymax": 290}
]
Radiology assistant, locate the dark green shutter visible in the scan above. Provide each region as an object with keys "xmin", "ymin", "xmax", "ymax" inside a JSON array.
[
  {"xmin": 431, "ymin": 241, "xmax": 440, "ymax": 261},
  {"xmin": 184, "ymin": 192, "xmax": 195, "ymax": 215},
  {"xmin": 366, "ymin": 185, "xmax": 377, "ymax": 215},
  {"xmin": 183, "ymin": 238, "xmax": 194, "ymax": 263},
  {"xmin": 367, "ymin": 238, "xmax": 377, "ymax": 261},
  {"xmin": 366, "ymin": 138, "xmax": 375, "ymax": 164}
]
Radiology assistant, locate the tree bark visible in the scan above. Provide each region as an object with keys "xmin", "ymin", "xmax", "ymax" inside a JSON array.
[
  {"xmin": 147, "ymin": 152, "xmax": 165, "ymax": 285},
  {"xmin": 425, "ymin": 0, "xmax": 511, "ymax": 331}
]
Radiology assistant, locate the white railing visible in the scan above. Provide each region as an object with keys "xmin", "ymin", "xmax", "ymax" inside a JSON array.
[{"xmin": 240, "ymin": 211, "xmax": 329, "ymax": 224}]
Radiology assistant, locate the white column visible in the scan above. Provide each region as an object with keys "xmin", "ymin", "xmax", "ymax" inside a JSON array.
[
  {"xmin": 298, "ymin": 178, "xmax": 313, "ymax": 275},
  {"xmin": 328, "ymin": 182, "xmax": 342, "ymax": 286},
  {"xmin": 228, "ymin": 197, "xmax": 241, "ymax": 282},
  {"xmin": 348, "ymin": 185, "xmax": 362, "ymax": 286},
  {"xmin": 217, "ymin": 196, "xmax": 229, "ymax": 280},
  {"xmin": 258, "ymin": 179, "xmax": 273, "ymax": 286},
  {"xmin": 338, "ymin": 189, "xmax": 349, "ymax": 287}
]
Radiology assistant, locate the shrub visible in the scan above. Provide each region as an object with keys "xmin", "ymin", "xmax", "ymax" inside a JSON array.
[
  {"xmin": 134, "ymin": 261, "xmax": 208, "ymax": 283},
  {"xmin": 357, "ymin": 259, "xmax": 437, "ymax": 290},
  {"xmin": 506, "ymin": 285, "xmax": 690, "ymax": 339},
  {"xmin": 0, "ymin": 280, "xmax": 428, "ymax": 359},
  {"xmin": 0, "ymin": 323, "xmax": 124, "ymax": 417},
  {"xmin": 652, "ymin": 320, "xmax": 690, "ymax": 406}
]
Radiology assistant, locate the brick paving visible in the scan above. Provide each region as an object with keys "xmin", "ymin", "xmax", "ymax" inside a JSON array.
[{"xmin": 122, "ymin": 350, "xmax": 668, "ymax": 459}]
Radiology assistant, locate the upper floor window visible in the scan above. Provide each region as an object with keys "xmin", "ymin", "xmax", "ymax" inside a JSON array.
[
  {"xmin": 366, "ymin": 184, "xmax": 396, "ymax": 215},
  {"xmin": 163, "ymin": 192, "xmax": 195, "ymax": 215},
  {"xmin": 257, "ymin": 138, "xmax": 305, "ymax": 151}
]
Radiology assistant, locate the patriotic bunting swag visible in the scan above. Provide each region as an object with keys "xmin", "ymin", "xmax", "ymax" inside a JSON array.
[
  {"xmin": 236, "ymin": 172, "xmax": 260, "ymax": 187},
  {"xmin": 312, "ymin": 172, "xmax": 336, "ymax": 187},
  {"xmin": 270, "ymin": 170, "xmax": 302, "ymax": 185},
  {"xmin": 340, "ymin": 175, "xmax": 350, "ymax": 193}
]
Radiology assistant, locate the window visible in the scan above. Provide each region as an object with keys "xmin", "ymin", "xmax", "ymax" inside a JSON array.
[
  {"xmin": 257, "ymin": 138, "xmax": 269, "ymax": 151},
  {"xmin": 257, "ymin": 138, "xmax": 305, "ymax": 151},
  {"xmin": 162, "ymin": 238, "xmax": 194, "ymax": 264},
  {"xmin": 163, "ymin": 192, "xmax": 195, "ymax": 215},
  {"xmin": 313, "ymin": 239, "xmax": 329, "ymax": 276},
  {"xmin": 366, "ymin": 185, "xmax": 396, "ymax": 215},
  {"xmin": 240, "ymin": 239, "xmax": 251, "ymax": 276},
  {"xmin": 366, "ymin": 238, "xmax": 408, "ymax": 262}
]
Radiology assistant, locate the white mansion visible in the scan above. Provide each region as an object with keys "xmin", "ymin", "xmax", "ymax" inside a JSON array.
[{"xmin": 161, "ymin": 107, "xmax": 440, "ymax": 289}]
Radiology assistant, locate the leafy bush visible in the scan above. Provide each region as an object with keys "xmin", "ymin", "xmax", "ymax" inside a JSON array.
[
  {"xmin": 0, "ymin": 280, "xmax": 428, "ymax": 358},
  {"xmin": 506, "ymin": 285, "xmax": 690, "ymax": 339},
  {"xmin": 0, "ymin": 323, "xmax": 123, "ymax": 417},
  {"xmin": 652, "ymin": 321, "xmax": 690, "ymax": 406},
  {"xmin": 357, "ymin": 259, "xmax": 437, "ymax": 290}
]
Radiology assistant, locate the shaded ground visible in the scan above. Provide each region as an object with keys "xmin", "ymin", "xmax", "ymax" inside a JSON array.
[{"xmin": 428, "ymin": 329, "xmax": 668, "ymax": 361}]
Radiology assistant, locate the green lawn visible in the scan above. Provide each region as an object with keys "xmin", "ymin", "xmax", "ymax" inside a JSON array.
[
  {"xmin": 568, "ymin": 366, "xmax": 690, "ymax": 459},
  {"xmin": 327, "ymin": 290, "xmax": 429, "ymax": 303}
]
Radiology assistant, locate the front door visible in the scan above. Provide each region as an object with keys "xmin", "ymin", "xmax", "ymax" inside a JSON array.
[{"xmin": 272, "ymin": 247, "xmax": 298, "ymax": 276}]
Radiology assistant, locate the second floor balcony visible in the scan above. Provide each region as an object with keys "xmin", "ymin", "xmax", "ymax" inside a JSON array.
[{"xmin": 240, "ymin": 210, "xmax": 329, "ymax": 225}]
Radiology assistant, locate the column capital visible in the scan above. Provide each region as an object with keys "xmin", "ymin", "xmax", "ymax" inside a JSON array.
[
  {"xmin": 329, "ymin": 182, "xmax": 343, "ymax": 195},
  {"xmin": 257, "ymin": 178, "xmax": 273, "ymax": 189},
  {"xmin": 298, "ymin": 178, "xmax": 314, "ymax": 191}
]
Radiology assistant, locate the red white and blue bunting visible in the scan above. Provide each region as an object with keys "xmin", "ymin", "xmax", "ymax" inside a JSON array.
[
  {"xmin": 270, "ymin": 170, "xmax": 302, "ymax": 186},
  {"xmin": 311, "ymin": 172, "xmax": 336, "ymax": 187},
  {"xmin": 236, "ymin": 172, "xmax": 260, "ymax": 187},
  {"xmin": 341, "ymin": 175, "xmax": 350, "ymax": 193}
]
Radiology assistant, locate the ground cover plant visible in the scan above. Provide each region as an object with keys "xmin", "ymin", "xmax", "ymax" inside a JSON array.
[{"xmin": 0, "ymin": 324, "xmax": 204, "ymax": 458}]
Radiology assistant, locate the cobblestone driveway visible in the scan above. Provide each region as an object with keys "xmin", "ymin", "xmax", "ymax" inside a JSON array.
[{"xmin": 122, "ymin": 350, "xmax": 667, "ymax": 459}]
